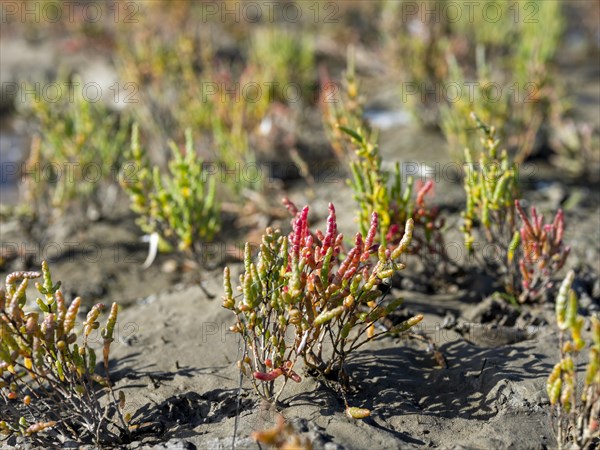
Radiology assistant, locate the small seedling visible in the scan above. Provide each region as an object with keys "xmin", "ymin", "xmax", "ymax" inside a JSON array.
[
  {"xmin": 0, "ymin": 261, "xmax": 127, "ymax": 445},
  {"xmin": 223, "ymin": 200, "xmax": 422, "ymax": 409},
  {"xmin": 547, "ymin": 271, "xmax": 599, "ymax": 449}
]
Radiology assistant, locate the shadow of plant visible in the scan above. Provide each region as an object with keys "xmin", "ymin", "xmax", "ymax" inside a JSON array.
[
  {"xmin": 280, "ymin": 333, "xmax": 553, "ymax": 447},
  {"xmin": 120, "ymin": 387, "xmax": 257, "ymax": 444},
  {"xmin": 348, "ymin": 338, "xmax": 553, "ymax": 422},
  {"xmin": 108, "ymin": 353, "xmax": 200, "ymax": 388}
]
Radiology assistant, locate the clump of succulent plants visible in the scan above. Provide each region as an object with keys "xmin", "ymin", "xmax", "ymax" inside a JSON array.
[
  {"xmin": 381, "ymin": 0, "xmax": 564, "ymax": 163},
  {"xmin": 0, "ymin": 262, "xmax": 127, "ymax": 446},
  {"xmin": 461, "ymin": 113, "xmax": 519, "ymax": 256},
  {"xmin": 19, "ymin": 74, "xmax": 130, "ymax": 222},
  {"xmin": 223, "ymin": 199, "xmax": 422, "ymax": 411},
  {"xmin": 462, "ymin": 113, "xmax": 570, "ymax": 303},
  {"xmin": 547, "ymin": 271, "xmax": 599, "ymax": 450},
  {"xmin": 117, "ymin": 17, "xmax": 317, "ymax": 197},
  {"xmin": 322, "ymin": 49, "xmax": 447, "ymax": 275},
  {"xmin": 121, "ymin": 124, "xmax": 220, "ymax": 259}
]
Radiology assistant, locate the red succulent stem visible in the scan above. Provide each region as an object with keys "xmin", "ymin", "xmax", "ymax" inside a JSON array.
[
  {"xmin": 416, "ymin": 180, "xmax": 434, "ymax": 207},
  {"xmin": 323, "ymin": 203, "xmax": 338, "ymax": 251},
  {"xmin": 362, "ymin": 212, "xmax": 378, "ymax": 262}
]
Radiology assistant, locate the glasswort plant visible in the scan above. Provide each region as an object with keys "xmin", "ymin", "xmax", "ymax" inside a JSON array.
[
  {"xmin": 0, "ymin": 262, "xmax": 127, "ymax": 445},
  {"xmin": 462, "ymin": 114, "xmax": 570, "ymax": 303},
  {"xmin": 121, "ymin": 124, "xmax": 220, "ymax": 258},
  {"xmin": 223, "ymin": 200, "xmax": 422, "ymax": 410},
  {"xmin": 547, "ymin": 271, "xmax": 599, "ymax": 449},
  {"xmin": 20, "ymin": 74, "xmax": 130, "ymax": 221},
  {"xmin": 322, "ymin": 50, "xmax": 447, "ymax": 274},
  {"xmin": 513, "ymin": 200, "xmax": 570, "ymax": 303}
]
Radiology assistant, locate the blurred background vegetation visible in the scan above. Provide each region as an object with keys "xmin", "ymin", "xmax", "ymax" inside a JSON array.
[{"xmin": 1, "ymin": 0, "xmax": 598, "ymax": 243}]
